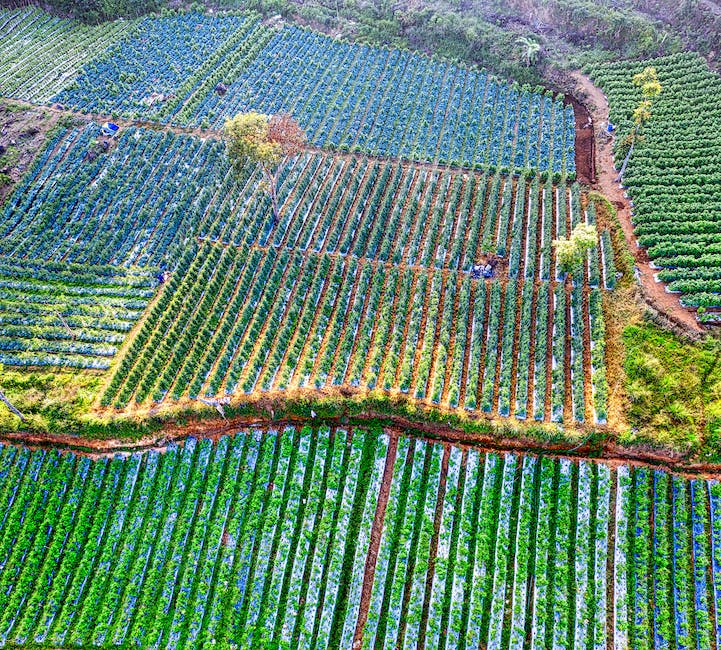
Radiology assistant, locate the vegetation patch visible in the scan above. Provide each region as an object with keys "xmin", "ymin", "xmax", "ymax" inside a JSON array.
[
  {"xmin": 589, "ymin": 53, "xmax": 721, "ymax": 323},
  {"xmin": 0, "ymin": 366, "xmax": 102, "ymax": 434},
  {"xmin": 0, "ymin": 427, "xmax": 716, "ymax": 647},
  {"xmin": 622, "ymin": 321, "xmax": 721, "ymax": 456}
]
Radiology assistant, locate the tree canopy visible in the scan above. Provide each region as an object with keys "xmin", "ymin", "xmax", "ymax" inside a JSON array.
[
  {"xmin": 224, "ymin": 111, "xmax": 306, "ymax": 222},
  {"xmin": 553, "ymin": 222, "xmax": 598, "ymax": 273}
]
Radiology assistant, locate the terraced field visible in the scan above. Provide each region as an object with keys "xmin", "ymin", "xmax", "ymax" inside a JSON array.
[
  {"xmin": 589, "ymin": 52, "xmax": 721, "ymax": 323},
  {"xmin": 0, "ymin": 429, "xmax": 718, "ymax": 648},
  {"xmin": 1, "ymin": 7, "xmax": 575, "ymax": 175},
  {"xmin": 0, "ymin": 119, "xmax": 610, "ymax": 424},
  {"xmin": 0, "ymin": 258, "xmax": 157, "ymax": 369},
  {"xmin": 0, "ymin": 8, "xmax": 133, "ymax": 102},
  {"xmin": 1, "ymin": 6, "xmax": 719, "ymax": 648}
]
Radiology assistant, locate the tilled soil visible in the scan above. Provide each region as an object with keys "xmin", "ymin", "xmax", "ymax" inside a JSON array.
[{"xmin": 0, "ymin": 100, "xmax": 74, "ymax": 205}]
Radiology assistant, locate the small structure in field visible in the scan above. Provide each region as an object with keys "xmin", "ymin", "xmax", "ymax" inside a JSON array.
[
  {"xmin": 101, "ymin": 122, "xmax": 119, "ymax": 138},
  {"xmin": 471, "ymin": 253, "xmax": 499, "ymax": 279}
]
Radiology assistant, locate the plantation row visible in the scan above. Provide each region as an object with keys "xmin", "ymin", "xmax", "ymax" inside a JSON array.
[
  {"xmin": 0, "ymin": 256, "xmax": 156, "ymax": 369},
  {"xmin": 0, "ymin": 8, "xmax": 574, "ymax": 173},
  {"xmin": 612, "ymin": 464, "xmax": 721, "ymax": 649},
  {"xmin": 188, "ymin": 26, "xmax": 576, "ymax": 173},
  {"xmin": 54, "ymin": 12, "xmax": 267, "ymax": 122},
  {"xmin": 0, "ymin": 430, "xmax": 387, "ymax": 648},
  {"xmin": 200, "ymin": 151, "xmax": 612, "ymax": 281},
  {"xmin": 0, "ymin": 127, "xmax": 606, "ymax": 278},
  {"xmin": 0, "ymin": 125, "xmax": 218, "ymax": 269},
  {"xmin": 589, "ymin": 53, "xmax": 721, "ymax": 320},
  {"xmin": 364, "ymin": 441, "xmax": 610, "ymax": 650},
  {"xmin": 0, "ymin": 8, "xmax": 132, "ymax": 103},
  {"xmin": 0, "ymin": 429, "xmax": 719, "ymax": 648},
  {"xmin": 102, "ymin": 243, "xmax": 608, "ymax": 424}
]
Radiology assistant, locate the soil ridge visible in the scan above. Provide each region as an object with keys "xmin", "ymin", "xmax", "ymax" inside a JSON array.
[{"xmin": 2, "ymin": 411, "xmax": 720, "ymax": 478}]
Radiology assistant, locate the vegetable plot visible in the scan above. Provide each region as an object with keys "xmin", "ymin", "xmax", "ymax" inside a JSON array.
[
  {"xmin": 0, "ymin": 431, "xmax": 717, "ymax": 649},
  {"xmin": 589, "ymin": 53, "xmax": 721, "ymax": 321},
  {"xmin": 3, "ymin": 9, "xmax": 574, "ymax": 173},
  {"xmin": 0, "ymin": 256, "xmax": 156, "ymax": 369},
  {"xmin": 0, "ymin": 125, "xmax": 229, "ymax": 270},
  {"xmin": 0, "ymin": 8, "xmax": 131, "ymax": 103},
  {"xmin": 2, "ymin": 126, "xmax": 586, "ymax": 274},
  {"xmin": 2, "ymin": 125, "xmax": 608, "ymax": 422},
  {"xmin": 0, "ymin": 428, "xmax": 386, "ymax": 649},
  {"xmin": 100, "ymin": 243, "xmax": 606, "ymax": 425},
  {"xmin": 192, "ymin": 25, "xmax": 576, "ymax": 173},
  {"xmin": 52, "ymin": 12, "xmax": 263, "ymax": 121}
]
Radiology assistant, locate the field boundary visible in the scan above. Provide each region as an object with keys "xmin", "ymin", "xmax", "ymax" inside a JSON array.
[{"xmin": 0, "ymin": 408, "xmax": 718, "ymax": 477}]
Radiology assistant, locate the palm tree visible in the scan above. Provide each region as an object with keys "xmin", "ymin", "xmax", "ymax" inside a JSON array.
[{"xmin": 517, "ymin": 36, "xmax": 541, "ymax": 67}]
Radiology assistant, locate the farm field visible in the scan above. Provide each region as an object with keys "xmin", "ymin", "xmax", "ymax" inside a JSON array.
[
  {"xmin": 1, "ymin": 8, "xmax": 575, "ymax": 174},
  {"xmin": 0, "ymin": 8, "xmax": 133, "ymax": 103},
  {"xmin": 1, "ymin": 5, "xmax": 720, "ymax": 648},
  {"xmin": 0, "ymin": 118, "xmax": 610, "ymax": 424},
  {"xmin": 0, "ymin": 428, "xmax": 719, "ymax": 648},
  {"xmin": 0, "ymin": 258, "xmax": 157, "ymax": 370},
  {"xmin": 589, "ymin": 53, "xmax": 721, "ymax": 323}
]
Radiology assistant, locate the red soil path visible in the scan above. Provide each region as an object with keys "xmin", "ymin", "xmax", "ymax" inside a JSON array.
[
  {"xmin": 4, "ymin": 409, "xmax": 721, "ymax": 477},
  {"xmin": 570, "ymin": 72, "xmax": 704, "ymax": 334}
]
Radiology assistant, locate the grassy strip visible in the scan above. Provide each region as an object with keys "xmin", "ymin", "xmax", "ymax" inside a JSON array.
[
  {"xmin": 2, "ymin": 343, "xmax": 719, "ymax": 462},
  {"xmin": 622, "ymin": 324, "xmax": 721, "ymax": 457}
]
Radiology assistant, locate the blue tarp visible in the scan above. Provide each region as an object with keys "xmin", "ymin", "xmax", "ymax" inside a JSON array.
[{"xmin": 101, "ymin": 122, "xmax": 119, "ymax": 136}]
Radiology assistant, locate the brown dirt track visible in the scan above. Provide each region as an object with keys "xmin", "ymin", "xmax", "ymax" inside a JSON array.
[
  {"xmin": 570, "ymin": 72, "xmax": 704, "ymax": 334},
  {"xmin": 2, "ymin": 405, "xmax": 720, "ymax": 477}
]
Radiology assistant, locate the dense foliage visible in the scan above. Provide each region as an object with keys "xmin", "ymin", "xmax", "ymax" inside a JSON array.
[
  {"xmin": 589, "ymin": 53, "xmax": 721, "ymax": 321},
  {"xmin": 1, "ymin": 0, "xmax": 160, "ymax": 23},
  {"xmin": 213, "ymin": 0, "xmax": 693, "ymax": 85},
  {"xmin": 0, "ymin": 429, "xmax": 718, "ymax": 647}
]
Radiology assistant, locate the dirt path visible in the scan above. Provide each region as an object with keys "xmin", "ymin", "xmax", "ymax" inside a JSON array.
[
  {"xmin": 569, "ymin": 72, "xmax": 704, "ymax": 334},
  {"xmin": 352, "ymin": 431, "xmax": 399, "ymax": 648},
  {"xmin": 4, "ymin": 409, "xmax": 721, "ymax": 477}
]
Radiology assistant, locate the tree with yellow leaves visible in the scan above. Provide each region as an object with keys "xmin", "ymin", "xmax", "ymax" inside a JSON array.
[
  {"xmin": 224, "ymin": 112, "xmax": 307, "ymax": 224},
  {"xmin": 553, "ymin": 222, "xmax": 598, "ymax": 274},
  {"xmin": 617, "ymin": 66, "xmax": 662, "ymax": 182}
]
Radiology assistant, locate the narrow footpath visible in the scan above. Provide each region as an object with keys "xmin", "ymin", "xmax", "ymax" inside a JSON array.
[{"xmin": 570, "ymin": 72, "xmax": 704, "ymax": 333}]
